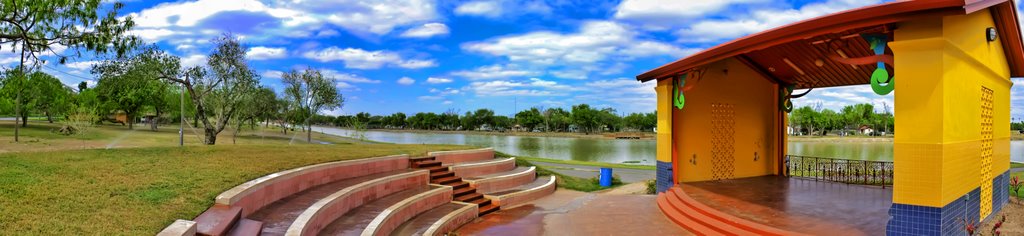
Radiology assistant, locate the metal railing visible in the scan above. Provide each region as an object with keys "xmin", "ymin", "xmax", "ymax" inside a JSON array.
[{"xmin": 785, "ymin": 155, "xmax": 893, "ymax": 187}]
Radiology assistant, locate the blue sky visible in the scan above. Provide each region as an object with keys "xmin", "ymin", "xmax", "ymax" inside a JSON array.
[{"xmin": 14, "ymin": 0, "xmax": 1024, "ymax": 120}]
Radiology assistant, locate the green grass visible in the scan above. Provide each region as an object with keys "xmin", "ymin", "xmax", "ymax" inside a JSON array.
[
  {"xmin": 499, "ymin": 152, "xmax": 624, "ymax": 192},
  {"xmin": 0, "ymin": 143, "xmax": 466, "ymax": 235},
  {"xmin": 1011, "ymin": 162, "xmax": 1024, "ymax": 169},
  {"xmin": 515, "ymin": 156, "xmax": 655, "ymax": 170}
]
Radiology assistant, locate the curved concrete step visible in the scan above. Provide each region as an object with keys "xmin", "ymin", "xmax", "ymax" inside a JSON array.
[
  {"xmin": 658, "ymin": 186, "xmax": 807, "ymax": 236},
  {"xmin": 449, "ymin": 158, "xmax": 516, "ymax": 178},
  {"xmin": 315, "ymin": 185, "xmax": 450, "ymax": 236},
  {"xmin": 390, "ymin": 202, "xmax": 478, "ymax": 236},
  {"xmin": 466, "ymin": 166, "xmax": 537, "ymax": 193},
  {"xmin": 283, "ymin": 170, "xmax": 430, "ymax": 236},
  {"xmin": 363, "ymin": 185, "xmax": 453, "ymax": 236},
  {"xmin": 245, "ymin": 169, "xmax": 419, "ymax": 235},
  {"xmin": 427, "ymin": 148, "xmax": 495, "ymax": 165},
  {"xmin": 483, "ymin": 175, "xmax": 557, "ymax": 209}
]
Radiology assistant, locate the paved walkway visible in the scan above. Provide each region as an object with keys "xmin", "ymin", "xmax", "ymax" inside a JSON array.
[
  {"xmin": 455, "ymin": 189, "xmax": 689, "ymax": 236},
  {"xmin": 529, "ymin": 161, "xmax": 654, "ymax": 183}
]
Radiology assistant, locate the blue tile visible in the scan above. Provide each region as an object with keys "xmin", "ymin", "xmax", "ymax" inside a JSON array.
[{"xmin": 656, "ymin": 161, "xmax": 673, "ymax": 193}]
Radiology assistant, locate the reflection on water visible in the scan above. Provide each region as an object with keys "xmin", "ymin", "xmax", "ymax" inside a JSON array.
[
  {"xmin": 316, "ymin": 127, "xmax": 657, "ymax": 165},
  {"xmin": 318, "ymin": 126, "xmax": 1024, "ymax": 164}
]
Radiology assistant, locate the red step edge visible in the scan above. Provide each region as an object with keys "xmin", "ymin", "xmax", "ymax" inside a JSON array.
[
  {"xmin": 656, "ymin": 194, "xmax": 726, "ymax": 236},
  {"xmin": 661, "ymin": 192, "xmax": 751, "ymax": 235},
  {"xmin": 667, "ymin": 187, "xmax": 806, "ymax": 236}
]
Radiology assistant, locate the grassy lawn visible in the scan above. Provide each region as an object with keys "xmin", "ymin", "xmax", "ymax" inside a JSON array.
[
  {"xmin": 500, "ymin": 153, "xmax": 624, "ymax": 192},
  {"xmin": 1012, "ymin": 162, "xmax": 1024, "ymax": 169},
  {"xmin": 515, "ymin": 156, "xmax": 655, "ymax": 170},
  {"xmin": 0, "ymin": 121, "xmax": 467, "ymax": 235}
]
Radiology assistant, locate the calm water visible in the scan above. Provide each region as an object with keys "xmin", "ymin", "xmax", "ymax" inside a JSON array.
[{"xmin": 316, "ymin": 127, "xmax": 1024, "ymax": 164}]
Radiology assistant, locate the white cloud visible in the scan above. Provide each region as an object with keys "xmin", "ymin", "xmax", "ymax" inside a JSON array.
[
  {"xmin": 397, "ymin": 76, "xmax": 415, "ymax": 85},
  {"xmin": 576, "ymin": 79, "xmax": 657, "ymax": 112},
  {"xmin": 400, "ymin": 23, "xmax": 449, "ymax": 38},
  {"xmin": 426, "ymin": 77, "xmax": 453, "ymax": 84},
  {"xmin": 262, "ymin": 70, "xmax": 284, "ymax": 79},
  {"xmin": 303, "ymin": 47, "xmax": 436, "ymax": 69},
  {"xmin": 465, "ymin": 78, "xmax": 571, "ymax": 97},
  {"xmin": 320, "ymin": 0, "xmax": 438, "ymax": 35},
  {"xmin": 455, "ymin": 1, "xmax": 502, "ymax": 18},
  {"xmin": 246, "ymin": 46, "xmax": 287, "ymax": 60},
  {"xmin": 322, "ymin": 69, "xmax": 381, "ymax": 83},
  {"xmin": 463, "ymin": 21, "xmax": 693, "ymax": 66},
  {"xmin": 675, "ymin": 0, "xmax": 882, "ymax": 42},
  {"xmin": 614, "ymin": 0, "xmax": 767, "ymax": 23},
  {"xmin": 180, "ymin": 54, "xmax": 207, "ymax": 68},
  {"xmin": 451, "ymin": 64, "xmax": 541, "ymax": 80},
  {"xmin": 64, "ymin": 61, "xmax": 98, "ymax": 71},
  {"xmin": 443, "ymin": 100, "xmax": 453, "ymax": 105}
]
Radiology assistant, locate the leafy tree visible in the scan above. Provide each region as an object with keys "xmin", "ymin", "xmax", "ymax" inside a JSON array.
[
  {"xmin": 77, "ymin": 81, "xmax": 88, "ymax": 93},
  {"xmin": 230, "ymin": 86, "xmax": 276, "ymax": 143},
  {"xmin": 515, "ymin": 107, "xmax": 543, "ymax": 131},
  {"xmin": 571, "ymin": 104, "xmax": 599, "ymax": 134},
  {"xmin": 93, "ymin": 46, "xmax": 172, "ymax": 130},
  {"xmin": 0, "ymin": 0, "xmax": 139, "ymax": 142},
  {"xmin": 461, "ymin": 111, "xmax": 476, "ymax": 130},
  {"xmin": 283, "ymin": 68, "xmax": 343, "ymax": 142},
  {"xmin": 493, "ymin": 115, "xmax": 512, "ymax": 130},
  {"xmin": 157, "ymin": 35, "xmax": 260, "ymax": 144},
  {"xmin": 471, "ymin": 109, "xmax": 495, "ymax": 130},
  {"xmin": 596, "ymin": 107, "xmax": 622, "ymax": 132},
  {"xmin": 544, "ymin": 107, "xmax": 571, "ymax": 132},
  {"xmin": 27, "ymin": 72, "xmax": 72, "ymax": 123},
  {"xmin": 439, "ymin": 109, "xmax": 460, "ymax": 130}
]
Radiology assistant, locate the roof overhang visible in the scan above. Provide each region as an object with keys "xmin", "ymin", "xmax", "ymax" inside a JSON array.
[{"xmin": 637, "ymin": 0, "xmax": 1024, "ymax": 85}]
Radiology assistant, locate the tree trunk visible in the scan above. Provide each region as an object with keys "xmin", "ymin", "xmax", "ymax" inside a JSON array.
[
  {"xmin": 46, "ymin": 111, "xmax": 53, "ymax": 123},
  {"xmin": 13, "ymin": 92, "xmax": 19, "ymax": 142},
  {"xmin": 307, "ymin": 121, "xmax": 312, "ymax": 143},
  {"xmin": 204, "ymin": 127, "xmax": 217, "ymax": 145},
  {"xmin": 128, "ymin": 113, "xmax": 134, "ymax": 130},
  {"xmin": 152, "ymin": 107, "xmax": 161, "ymax": 131},
  {"xmin": 21, "ymin": 112, "xmax": 28, "ymax": 128},
  {"xmin": 193, "ymin": 113, "xmax": 199, "ymax": 128}
]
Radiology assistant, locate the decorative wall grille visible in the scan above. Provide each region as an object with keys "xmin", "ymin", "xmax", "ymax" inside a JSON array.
[
  {"xmin": 711, "ymin": 103, "xmax": 736, "ymax": 180},
  {"xmin": 980, "ymin": 87, "xmax": 994, "ymax": 218}
]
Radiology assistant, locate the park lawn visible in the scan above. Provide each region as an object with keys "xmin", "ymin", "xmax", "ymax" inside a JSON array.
[
  {"xmin": 0, "ymin": 121, "xmax": 360, "ymax": 152},
  {"xmin": 0, "ymin": 143, "xmax": 465, "ymax": 235},
  {"xmin": 515, "ymin": 156, "xmax": 655, "ymax": 170},
  {"xmin": 500, "ymin": 153, "xmax": 624, "ymax": 192},
  {"xmin": 1012, "ymin": 162, "xmax": 1024, "ymax": 169}
]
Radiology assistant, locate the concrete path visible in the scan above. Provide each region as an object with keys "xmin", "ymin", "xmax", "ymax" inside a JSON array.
[
  {"xmin": 529, "ymin": 160, "xmax": 655, "ymax": 183},
  {"xmin": 455, "ymin": 189, "xmax": 690, "ymax": 236}
]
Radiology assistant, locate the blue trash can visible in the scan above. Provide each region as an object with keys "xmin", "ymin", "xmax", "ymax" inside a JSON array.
[{"xmin": 599, "ymin": 168, "xmax": 613, "ymax": 187}]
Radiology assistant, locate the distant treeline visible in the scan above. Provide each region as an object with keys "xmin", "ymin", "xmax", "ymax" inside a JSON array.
[
  {"xmin": 789, "ymin": 103, "xmax": 894, "ymax": 136},
  {"xmin": 309, "ymin": 104, "xmax": 657, "ymax": 134}
]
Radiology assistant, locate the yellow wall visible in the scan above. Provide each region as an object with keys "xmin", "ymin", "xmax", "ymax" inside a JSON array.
[
  {"xmin": 890, "ymin": 9, "xmax": 1012, "ymax": 209},
  {"xmin": 657, "ymin": 79, "xmax": 673, "ymax": 164},
  {"xmin": 672, "ymin": 58, "xmax": 778, "ymax": 182}
]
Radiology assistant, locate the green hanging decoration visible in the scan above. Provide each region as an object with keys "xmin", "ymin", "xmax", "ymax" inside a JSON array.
[
  {"xmin": 779, "ymin": 85, "xmax": 794, "ymax": 113},
  {"xmin": 864, "ymin": 34, "xmax": 894, "ymax": 95},
  {"xmin": 672, "ymin": 74, "xmax": 686, "ymax": 109}
]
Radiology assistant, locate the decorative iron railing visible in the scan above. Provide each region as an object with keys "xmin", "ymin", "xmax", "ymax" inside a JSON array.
[{"xmin": 785, "ymin": 155, "xmax": 893, "ymax": 187}]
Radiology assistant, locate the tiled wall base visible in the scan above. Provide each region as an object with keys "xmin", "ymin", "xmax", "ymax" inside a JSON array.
[
  {"xmin": 887, "ymin": 170, "xmax": 1009, "ymax": 235},
  {"xmin": 656, "ymin": 161, "xmax": 673, "ymax": 193}
]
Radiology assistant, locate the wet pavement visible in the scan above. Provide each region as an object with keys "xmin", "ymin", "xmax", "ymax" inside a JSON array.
[
  {"xmin": 390, "ymin": 203, "xmax": 466, "ymax": 236},
  {"xmin": 320, "ymin": 185, "xmax": 436, "ymax": 235},
  {"xmin": 683, "ymin": 176, "xmax": 892, "ymax": 235},
  {"xmin": 455, "ymin": 189, "xmax": 691, "ymax": 236},
  {"xmin": 529, "ymin": 161, "xmax": 654, "ymax": 183}
]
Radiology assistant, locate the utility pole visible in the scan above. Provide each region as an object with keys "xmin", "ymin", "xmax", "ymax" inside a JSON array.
[{"xmin": 179, "ymin": 74, "xmax": 186, "ymax": 147}]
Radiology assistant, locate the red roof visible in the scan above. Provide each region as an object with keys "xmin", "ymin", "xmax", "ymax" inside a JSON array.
[{"xmin": 636, "ymin": 0, "xmax": 1024, "ymax": 87}]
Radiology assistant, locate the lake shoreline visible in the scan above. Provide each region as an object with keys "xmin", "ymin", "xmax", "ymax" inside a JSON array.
[{"xmin": 354, "ymin": 127, "xmax": 657, "ymax": 140}]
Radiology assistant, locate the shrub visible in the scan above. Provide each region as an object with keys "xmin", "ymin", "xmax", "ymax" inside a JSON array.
[{"xmin": 645, "ymin": 179, "xmax": 657, "ymax": 194}]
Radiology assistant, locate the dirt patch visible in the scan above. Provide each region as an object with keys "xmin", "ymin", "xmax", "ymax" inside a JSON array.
[{"xmin": 978, "ymin": 199, "xmax": 1024, "ymax": 235}]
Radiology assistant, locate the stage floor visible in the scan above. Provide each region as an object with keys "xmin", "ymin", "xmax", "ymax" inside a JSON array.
[{"xmin": 682, "ymin": 176, "xmax": 892, "ymax": 235}]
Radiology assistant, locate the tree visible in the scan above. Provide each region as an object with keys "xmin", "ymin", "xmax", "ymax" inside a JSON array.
[
  {"xmin": 515, "ymin": 107, "xmax": 543, "ymax": 131},
  {"xmin": 93, "ymin": 46, "xmax": 172, "ymax": 130},
  {"xmin": 27, "ymin": 72, "xmax": 72, "ymax": 123},
  {"xmin": 0, "ymin": 0, "xmax": 139, "ymax": 142},
  {"xmin": 571, "ymin": 104, "xmax": 599, "ymax": 134},
  {"xmin": 157, "ymin": 35, "xmax": 260, "ymax": 145},
  {"xmin": 230, "ymin": 86, "xmax": 276, "ymax": 143},
  {"xmin": 282, "ymin": 68, "xmax": 344, "ymax": 143},
  {"xmin": 544, "ymin": 107, "xmax": 571, "ymax": 132}
]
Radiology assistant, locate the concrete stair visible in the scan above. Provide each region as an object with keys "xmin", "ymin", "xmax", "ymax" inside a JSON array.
[
  {"xmin": 192, "ymin": 205, "xmax": 262, "ymax": 236},
  {"xmin": 656, "ymin": 186, "xmax": 803, "ymax": 236},
  {"xmin": 412, "ymin": 157, "xmax": 500, "ymax": 217}
]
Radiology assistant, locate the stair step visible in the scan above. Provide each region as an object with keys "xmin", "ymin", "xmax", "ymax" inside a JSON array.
[
  {"xmin": 453, "ymin": 186, "xmax": 477, "ymax": 197},
  {"xmin": 468, "ymin": 197, "xmax": 491, "ymax": 207},
  {"xmin": 427, "ymin": 166, "xmax": 448, "ymax": 173},
  {"xmin": 455, "ymin": 192, "xmax": 483, "ymax": 202},
  {"xmin": 225, "ymin": 218, "xmax": 262, "ymax": 236},
  {"xmin": 478, "ymin": 204, "xmax": 500, "ymax": 216},
  {"xmin": 431, "ymin": 176, "xmax": 462, "ymax": 185},
  {"xmin": 430, "ymin": 171, "xmax": 454, "ymax": 179},
  {"xmin": 416, "ymin": 160, "xmax": 442, "ymax": 168},
  {"xmin": 656, "ymin": 194, "xmax": 726, "ymax": 236},
  {"xmin": 662, "ymin": 191, "xmax": 751, "ymax": 235},
  {"xmin": 668, "ymin": 187, "xmax": 791, "ymax": 236},
  {"xmin": 448, "ymin": 182, "xmax": 470, "ymax": 189},
  {"xmin": 194, "ymin": 205, "xmax": 242, "ymax": 236}
]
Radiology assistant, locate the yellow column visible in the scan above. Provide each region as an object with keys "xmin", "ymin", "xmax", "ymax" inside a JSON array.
[
  {"xmin": 888, "ymin": 9, "xmax": 1012, "ymax": 234},
  {"xmin": 655, "ymin": 79, "xmax": 674, "ymax": 192}
]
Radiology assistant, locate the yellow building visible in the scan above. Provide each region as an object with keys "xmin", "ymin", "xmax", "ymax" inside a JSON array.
[{"xmin": 638, "ymin": 1, "xmax": 1023, "ymax": 234}]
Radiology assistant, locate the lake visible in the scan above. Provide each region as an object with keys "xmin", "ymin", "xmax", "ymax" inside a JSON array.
[{"xmin": 316, "ymin": 127, "xmax": 1024, "ymax": 165}]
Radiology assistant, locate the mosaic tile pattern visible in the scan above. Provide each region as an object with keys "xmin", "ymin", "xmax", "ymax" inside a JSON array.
[
  {"xmin": 888, "ymin": 172, "xmax": 1013, "ymax": 236},
  {"xmin": 656, "ymin": 161, "xmax": 673, "ymax": 193},
  {"xmin": 710, "ymin": 103, "xmax": 735, "ymax": 180},
  {"xmin": 980, "ymin": 86, "xmax": 994, "ymax": 218},
  {"xmin": 991, "ymin": 171, "xmax": 1010, "ymax": 217}
]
